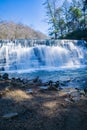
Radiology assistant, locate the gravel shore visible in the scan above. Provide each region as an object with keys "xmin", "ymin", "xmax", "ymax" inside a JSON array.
[{"xmin": 0, "ymin": 76, "xmax": 87, "ymax": 130}]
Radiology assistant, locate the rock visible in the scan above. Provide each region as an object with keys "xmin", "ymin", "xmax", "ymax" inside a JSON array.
[
  {"xmin": 66, "ymin": 88, "xmax": 78, "ymax": 94},
  {"xmin": 40, "ymin": 86, "xmax": 48, "ymax": 90},
  {"xmin": 59, "ymin": 88, "xmax": 81, "ymax": 102},
  {"xmin": 70, "ymin": 91, "xmax": 81, "ymax": 102},
  {"xmin": 11, "ymin": 77, "xmax": 16, "ymax": 80},
  {"xmin": 75, "ymin": 88, "xmax": 80, "ymax": 91},
  {"xmin": 39, "ymin": 86, "xmax": 48, "ymax": 92},
  {"xmin": 80, "ymin": 90, "xmax": 85, "ymax": 96},
  {"xmin": 0, "ymin": 67, "xmax": 5, "ymax": 71},
  {"xmin": 0, "ymin": 87, "xmax": 11, "ymax": 98},
  {"xmin": 5, "ymin": 86, "xmax": 11, "ymax": 91},
  {"xmin": 0, "ymin": 92, "xmax": 4, "ymax": 98},
  {"xmin": 71, "ymin": 97, "xmax": 80, "ymax": 102},
  {"xmin": 33, "ymin": 76, "xmax": 40, "ymax": 83},
  {"xmin": 26, "ymin": 89, "xmax": 33, "ymax": 94},
  {"xmin": 58, "ymin": 91, "xmax": 69, "ymax": 97},
  {"xmin": 3, "ymin": 112, "xmax": 18, "ymax": 119},
  {"xmin": 70, "ymin": 91, "xmax": 80, "ymax": 97},
  {"xmin": 60, "ymin": 82, "xmax": 66, "ymax": 86},
  {"xmin": 48, "ymin": 80, "xmax": 53, "ymax": 86},
  {"xmin": 84, "ymin": 88, "xmax": 87, "ymax": 95},
  {"xmin": 65, "ymin": 98, "xmax": 72, "ymax": 103},
  {"xmin": 59, "ymin": 88, "xmax": 77, "ymax": 97},
  {"xmin": 0, "ymin": 74, "xmax": 1, "ymax": 78},
  {"xmin": 48, "ymin": 80, "xmax": 58, "ymax": 90},
  {"xmin": 16, "ymin": 78, "xmax": 22, "ymax": 82},
  {"xmin": 48, "ymin": 86, "xmax": 58, "ymax": 91},
  {"xmin": 2, "ymin": 73, "xmax": 9, "ymax": 80},
  {"xmin": 54, "ymin": 81, "xmax": 60, "ymax": 88}
]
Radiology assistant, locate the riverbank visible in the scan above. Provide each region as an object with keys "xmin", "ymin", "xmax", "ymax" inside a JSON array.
[{"xmin": 0, "ymin": 73, "xmax": 87, "ymax": 130}]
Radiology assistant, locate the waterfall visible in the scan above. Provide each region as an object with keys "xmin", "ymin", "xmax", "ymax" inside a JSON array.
[{"xmin": 0, "ymin": 39, "xmax": 87, "ymax": 71}]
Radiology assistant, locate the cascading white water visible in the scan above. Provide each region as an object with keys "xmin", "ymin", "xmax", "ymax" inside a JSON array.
[{"xmin": 0, "ymin": 39, "xmax": 87, "ymax": 71}]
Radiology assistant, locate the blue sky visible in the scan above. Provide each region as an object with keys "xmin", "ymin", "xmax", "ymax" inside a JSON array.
[
  {"xmin": 0, "ymin": 0, "xmax": 71, "ymax": 34},
  {"xmin": 0, "ymin": 0, "xmax": 49, "ymax": 34}
]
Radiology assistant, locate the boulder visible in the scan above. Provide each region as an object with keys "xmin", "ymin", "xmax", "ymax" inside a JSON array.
[
  {"xmin": 0, "ymin": 74, "xmax": 1, "ymax": 78},
  {"xmin": 70, "ymin": 91, "xmax": 81, "ymax": 102},
  {"xmin": 33, "ymin": 76, "xmax": 40, "ymax": 83},
  {"xmin": 2, "ymin": 112, "xmax": 18, "ymax": 119},
  {"xmin": 80, "ymin": 90, "xmax": 85, "ymax": 96},
  {"xmin": 84, "ymin": 88, "xmax": 87, "ymax": 95},
  {"xmin": 58, "ymin": 91, "xmax": 69, "ymax": 97},
  {"xmin": 2, "ymin": 73, "xmax": 9, "ymax": 80},
  {"xmin": 25, "ymin": 89, "xmax": 33, "ymax": 94},
  {"xmin": 40, "ymin": 86, "xmax": 48, "ymax": 90},
  {"xmin": 48, "ymin": 80, "xmax": 58, "ymax": 90},
  {"xmin": 58, "ymin": 88, "xmax": 79, "ymax": 97},
  {"xmin": 0, "ymin": 67, "xmax": 5, "ymax": 71},
  {"xmin": 64, "ymin": 98, "xmax": 72, "ymax": 103},
  {"xmin": 54, "ymin": 81, "xmax": 60, "ymax": 88}
]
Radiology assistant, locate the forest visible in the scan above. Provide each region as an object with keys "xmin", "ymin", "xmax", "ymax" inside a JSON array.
[
  {"xmin": 0, "ymin": 21, "xmax": 47, "ymax": 39},
  {"xmin": 44, "ymin": 0, "xmax": 87, "ymax": 39}
]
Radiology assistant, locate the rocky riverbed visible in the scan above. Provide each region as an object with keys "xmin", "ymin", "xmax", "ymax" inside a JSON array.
[{"xmin": 0, "ymin": 73, "xmax": 87, "ymax": 130}]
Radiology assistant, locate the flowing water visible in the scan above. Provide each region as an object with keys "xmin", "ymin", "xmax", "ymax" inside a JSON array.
[{"xmin": 0, "ymin": 39, "xmax": 87, "ymax": 85}]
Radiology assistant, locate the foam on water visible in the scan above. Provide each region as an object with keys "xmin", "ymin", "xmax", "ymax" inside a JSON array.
[{"xmin": 0, "ymin": 39, "xmax": 87, "ymax": 72}]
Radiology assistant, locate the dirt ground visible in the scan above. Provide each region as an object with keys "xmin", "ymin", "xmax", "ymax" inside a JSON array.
[{"xmin": 0, "ymin": 79, "xmax": 87, "ymax": 130}]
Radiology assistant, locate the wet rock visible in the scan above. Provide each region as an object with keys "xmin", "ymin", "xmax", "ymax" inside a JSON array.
[
  {"xmin": 75, "ymin": 88, "xmax": 80, "ymax": 91},
  {"xmin": 2, "ymin": 73, "xmax": 9, "ymax": 80},
  {"xmin": 54, "ymin": 81, "xmax": 60, "ymax": 88},
  {"xmin": 0, "ymin": 74, "xmax": 1, "ymax": 78},
  {"xmin": 2, "ymin": 112, "xmax": 18, "ymax": 119},
  {"xmin": 11, "ymin": 77, "xmax": 16, "ymax": 81},
  {"xmin": 60, "ymin": 82, "xmax": 66, "ymax": 86},
  {"xmin": 48, "ymin": 80, "xmax": 53, "ymax": 88},
  {"xmin": 0, "ymin": 67, "xmax": 5, "ymax": 71},
  {"xmin": 63, "ymin": 78, "xmax": 72, "ymax": 83},
  {"xmin": 84, "ymin": 88, "xmax": 87, "ymax": 95},
  {"xmin": 48, "ymin": 81, "xmax": 58, "ymax": 91},
  {"xmin": 48, "ymin": 86, "xmax": 58, "ymax": 91},
  {"xmin": 16, "ymin": 78, "xmax": 22, "ymax": 82},
  {"xmin": 11, "ymin": 78, "xmax": 24, "ymax": 88},
  {"xmin": 33, "ymin": 76, "xmax": 42, "ymax": 83}
]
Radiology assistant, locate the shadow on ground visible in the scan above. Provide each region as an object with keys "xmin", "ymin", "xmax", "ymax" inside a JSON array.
[{"xmin": 0, "ymin": 79, "xmax": 87, "ymax": 130}]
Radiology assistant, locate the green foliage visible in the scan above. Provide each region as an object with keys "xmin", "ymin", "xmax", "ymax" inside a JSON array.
[
  {"xmin": 69, "ymin": 7, "xmax": 82, "ymax": 19},
  {"xmin": 60, "ymin": 29, "xmax": 87, "ymax": 41},
  {"xmin": 44, "ymin": 0, "xmax": 87, "ymax": 39}
]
